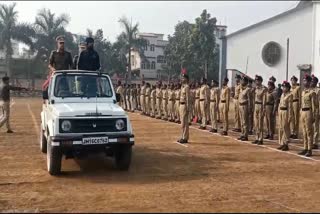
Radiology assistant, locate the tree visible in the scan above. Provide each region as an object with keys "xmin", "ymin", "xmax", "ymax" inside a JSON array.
[
  {"xmin": 33, "ymin": 8, "xmax": 77, "ymax": 65},
  {"xmin": 118, "ymin": 16, "xmax": 147, "ymax": 83},
  {"xmin": 0, "ymin": 2, "xmax": 35, "ymax": 78}
]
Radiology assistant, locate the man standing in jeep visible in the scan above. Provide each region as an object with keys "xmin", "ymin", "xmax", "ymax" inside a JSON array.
[{"xmin": 77, "ymin": 37, "xmax": 101, "ymax": 71}]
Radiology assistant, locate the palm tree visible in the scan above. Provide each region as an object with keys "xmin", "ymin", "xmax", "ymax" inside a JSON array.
[
  {"xmin": 34, "ymin": 8, "xmax": 76, "ymax": 63},
  {"xmin": 0, "ymin": 3, "xmax": 35, "ymax": 78},
  {"xmin": 118, "ymin": 16, "xmax": 147, "ymax": 84}
]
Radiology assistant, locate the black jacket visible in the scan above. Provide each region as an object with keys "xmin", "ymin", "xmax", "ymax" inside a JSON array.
[{"xmin": 77, "ymin": 49, "xmax": 100, "ymax": 71}]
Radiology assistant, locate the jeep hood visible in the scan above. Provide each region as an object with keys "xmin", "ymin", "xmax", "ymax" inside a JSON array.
[{"xmin": 51, "ymin": 103, "xmax": 126, "ymax": 117}]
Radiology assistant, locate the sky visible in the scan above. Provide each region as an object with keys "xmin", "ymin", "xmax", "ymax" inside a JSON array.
[{"xmin": 2, "ymin": 1, "xmax": 299, "ymax": 43}]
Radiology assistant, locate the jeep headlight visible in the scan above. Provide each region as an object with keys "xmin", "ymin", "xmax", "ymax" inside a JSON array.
[
  {"xmin": 61, "ymin": 120, "xmax": 72, "ymax": 132},
  {"xmin": 115, "ymin": 119, "xmax": 125, "ymax": 131}
]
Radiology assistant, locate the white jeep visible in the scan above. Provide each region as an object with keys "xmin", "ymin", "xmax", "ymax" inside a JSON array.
[{"xmin": 40, "ymin": 70, "xmax": 134, "ymax": 175}]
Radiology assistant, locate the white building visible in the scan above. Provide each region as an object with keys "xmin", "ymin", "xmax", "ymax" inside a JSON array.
[
  {"xmin": 225, "ymin": 1, "xmax": 320, "ymax": 87},
  {"xmin": 130, "ymin": 33, "xmax": 169, "ymax": 80}
]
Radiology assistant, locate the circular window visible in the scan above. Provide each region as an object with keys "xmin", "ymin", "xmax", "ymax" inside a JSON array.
[{"xmin": 262, "ymin": 42, "xmax": 281, "ymax": 67}]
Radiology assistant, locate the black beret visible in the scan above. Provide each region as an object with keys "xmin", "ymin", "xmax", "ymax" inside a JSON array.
[
  {"xmin": 291, "ymin": 75, "xmax": 298, "ymax": 81},
  {"xmin": 85, "ymin": 37, "xmax": 94, "ymax": 43},
  {"xmin": 312, "ymin": 75, "xmax": 319, "ymax": 83},
  {"xmin": 235, "ymin": 74, "xmax": 241, "ymax": 79},
  {"xmin": 282, "ymin": 81, "xmax": 291, "ymax": 89},
  {"xmin": 269, "ymin": 76, "xmax": 276, "ymax": 82},
  {"xmin": 255, "ymin": 75, "xmax": 263, "ymax": 82},
  {"xmin": 224, "ymin": 77, "xmax": 229, "ymax": 82}
]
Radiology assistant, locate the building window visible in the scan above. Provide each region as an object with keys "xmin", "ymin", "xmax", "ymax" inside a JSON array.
[
  {"xmin": 262, "ymin": 41, "xmax": 281, "ymax": 67},
  {"xmin": 151, "ymin": 61, "xmax": 156, "ymax": 69},
  {"xmin": 150, "ymin": 44, "xmax": 155, "ymax": 51},
  {"xmin": 157, "ymin": 55, "xmax": 165, "ymax": 63},
  {"xmin": 141, "ymin": 62, "xmax": 145, "ymax": 69},
  {"xmin": 146, "ymin": 62, "xmax": 150, "ymax": 69}
]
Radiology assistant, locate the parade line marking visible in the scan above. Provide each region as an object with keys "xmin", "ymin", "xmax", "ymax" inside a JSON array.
[
  {"xmin": 131, "ymin": 111, "xmax": 320, "ymax": 162},
  {"xmin": 27, "ymin": 103, "xmax": 40, "ymax": 137}
]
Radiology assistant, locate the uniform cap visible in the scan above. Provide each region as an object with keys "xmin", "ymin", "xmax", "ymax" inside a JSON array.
[
  {"xmin": 282, "ymin": 81, "xmax": 291, "ymax": 89},
  {"xmin": 235, "ymin": 74, "xmax": 241, "ymax": 79},
  {"xmin": 255, "ymin": 75, "xmax": 263, "ymax": 82},
  {"xmin": 312, "ymin": 74, "xmax": 319, "ymax": 83},
  {"xmin": 269, "ymin": 76, "xmax": 276, "ymax": 82},
  {"xmin": 224, "ymin": 77, "xmax": 229, "ymax": 82},
  {"xmin": 56, "ymin": 35, "xmax": 65, "ymax": 42},
  {"xmin": 291, "ymin": 75, "xmax": 298, "ymax": 81}
]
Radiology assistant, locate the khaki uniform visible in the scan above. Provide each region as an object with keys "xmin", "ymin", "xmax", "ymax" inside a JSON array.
[
  {"xmin": 290, "ymin": 85, "xmax": 301, "ymax": 136},
  {"xmin": 0, "ymin": 102, "xmax": 11, "ymax": 131},
  {"xmin": 209, "ymin": 87, "xmax": 219, "ymax": 130},
  {"xmin": 140, "ymin": 85, "xmax": 146, "ymax": 113},
  {"xmin": 116, "ymin": 85, "xmax": 124, "ymax": 107},
  {"xmin": 156, "ymin": 88, "xmax": 162, "ymax": 118},
  {"xmin": 254, "ymin": 86, "xmax": 267, "ymax": 142},
  {"xmin": 239, "ymin": 86, "xmax": 251, "ymax": 138},
  {"xmin": 301, "ymin": 88, "xmax": 316, "ymax": 150},
  {"xmin": 195, "ymin": 88, "xmax": 201, "ymax": 121},
  {"xmin": 234, "ymin": 83, "xmax": 241, "ymax": 130},
  {"xmin": 278, "ymin": 92, "xmax": 293, "ymax": 146},
  {"xmin": 175, "ymin": 89, "xmax": 181, "ymax": 122},
  {"xmin": 137, "ymin": 87, "xmax": 141, "ymax": 110},
  {"xmin": 265, "ymin": 89, "xmax": 278, "ymax": 137},
  {"xmin": 168, "ymin": 89, "xmax": 175, "ymax": 121},
  {"xmin": 219, "ymin": 85, "xmax": 231, "ymax": 132},
  {"xmin": 199, "ymin": 84, "xmax": 209, "ymax": 127},
  {"xmin": 145, "ymin": 87, "xmax": 151, "ymax": 115},
  {"xmin": 248, "ymin": 86, "xmax": 255, "ymax": 133},
  {"xmin": 189, "ymin": 88, "xmax": 195, "ymax": 121},
  {"xmin": 126, "ymin": 88, "xmax": 131, "ymax": 111},
  {"xmin": 131, "ymin": 87, "xmax": 137, "ymax": 111},
  {"xmin": 162, "ymin": 88, "xmax": 168, "ymax": 120},
  {"xmin": 312, "ymin": 87, "xmax": 320, "ymax": 146},
  {"xmin": 180, "ymin": 84, "xmax": 190, "ymax": 140},
  {"xmin": 206, "ymin": 85, "xmax": 210, "ymax": 123},
  {"xmin": 151, "ymin": 89, "xmax": 156, "ymax": 117}
]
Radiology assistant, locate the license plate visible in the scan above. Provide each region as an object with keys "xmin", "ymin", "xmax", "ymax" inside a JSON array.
[{"xmin": 82, "ymin": 137, "xmax": 109, "ymax": 145}]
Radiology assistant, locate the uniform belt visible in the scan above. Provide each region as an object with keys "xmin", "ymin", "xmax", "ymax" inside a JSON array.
[
  {"xmin": 302, "ymin": 108, "xmax": 311, "ymax": 111},
  {"xmin": 221, "ymin": 100, "xmax": 226, "ymax": 103},
  {"xmin": 265, "ymin": 102, "xmax": 274, "ymax": 106},
  {"xmin": 145, "ymin": 95, "xmax": 149, "ymax": 97},
  {"xmin": 280, "ymin": 107, "xmax": 287, "ymax": 111},
  {"xmin": 169, "ymin": 99, "xmax": 174, "ymax": 101},
  {"xmin": 195, "ymin": 97, "xmax": 199, "ymax": 99},
  {"xmin": 293, "ymin": 99, "xmax": 299, "ymax": 102},
  {"xmin": 255, "ymin": 102, "xmax": 263, "ymax": 105},
  {"xmin": 180, "ymin": 102, "xmax": 186, "ymax": 105},
  {"xmin": 239, "ymin": 102, "xmax": 248, "ymax": 106},
  {"xmin": 210, "ymin": 100, "xmax": 216, "ymax": 102},
  {"xmin": 199, "ymin": 99, "xmax": 205, "ymax": 102},
  {"xmin": 157, "ymin": 97, "xmax": 161, "ymax": 99}
]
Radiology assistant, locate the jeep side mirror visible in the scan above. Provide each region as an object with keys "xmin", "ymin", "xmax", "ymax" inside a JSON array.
[
  {"xmin": 116, "ymin": 93, "xmax": 121, "ymax": 103},
  {"xmin": 43, "ymin": 90, "xmax": 49, "ymax": 100}
]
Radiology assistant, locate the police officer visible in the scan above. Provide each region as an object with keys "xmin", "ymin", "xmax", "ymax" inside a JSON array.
[
  {"xmin": 248, "ymin": 79, "xmax": 255, "ymax": 135},
  {"xmin": 140, "ymin": 81, "xmax": 146, "ymax": 115},
  {"xmin": 311, "ymin": 75, "xmax": 320, "ymax": 149},
  {"xmin": 0, "ymin": 76, "xmax": 28, "ymax": 133},
  {"xmin": 194, "ymin": 82, "xmax": 201, "ymax": 123},
  {"xmin": 156, "ymin": 82, "xmax": 162, "ymax": 119},
  {"xmin": 168, "ymin": 83, "xmax": 175, "ymax": 122},
  {"xmin": 269, "ymin": 76, "xmax": 276, "ymax": 84},
  {"xmin": 220, "ymin": 77, "xmax": 231, "ymax": 136},
  {"xmin": 290, "ymin": 76, "xmax": 301, "ymax": 139},
  {"xmin": 150, "ymin": 85, "xmax": 156, "ymax": 118},
  {"xmin": 177, "ymin": 74, "xmax": 190, "ymax": 144},
  {"xmin": 199, "ymin": 78, "xmax": 209, "ymax": 129},
  {"xmin": 116, "ymin": 80, "xmax": 124, "ymax": 107},
  {"xmin": 237, "ymin": 75, "xmax": 251, "ymax": 141},
  {"xmin": 252, "ymin": 75, "xmax": 267, "ymax": 145},
  {"xmin": 298, "ymin": 74, "xmax": 316, "ymax": 157},
  {"xmin": 77, "ymin": 37, "xmax": 100, "ymax": 71},
  {"xmin": 233, "ymin": 74, "xmax": 242, "ymax": 132},
  {"xmin": 277, "ymin": 81, "xmax": 293, "ymax": 151},
  {"xmin": 209, "ymin": 80, "xmax": 219, "ymax": 133},
  {"xmin": 265, "ymin": 81, "xmax": 278, "ymax": 140},
  {"xmin": 162, "ymin": 84, "xmax": 168, "ymax": 120}
]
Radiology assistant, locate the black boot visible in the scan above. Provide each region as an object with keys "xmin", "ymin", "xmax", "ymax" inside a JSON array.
[
  {"xmin": 257, "ymin": 141, "xmax": 263, "ymax": 145},
  {"xmin": 252, "ymin": 140, "xmax": 258, "ymax": 144},
  {"xmin": 305, "ymin": 150, "xmax": 312, "ymax": 157},
  {"xmin": 264, "ymin": 135, "xmax": 270, "ymax": 139},
  {"xmin": 298, "ymin": 150, "xmax": 307, "ymax": 155},
  {"xmin": 277, "ymin": 145, "xmax": 285, "ymax": 150},
  {"xmin": 281, "ymin": 145, "xmax": 289, "ymax": 151},
  {"xmin": 241, "ymin": 136, "xmax": 248, "ymax": 141}
]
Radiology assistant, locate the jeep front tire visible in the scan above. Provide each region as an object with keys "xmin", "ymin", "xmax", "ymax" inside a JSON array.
[
  {"xmin": 47, "ymin": 139, "xmax": 62, "ymax": 175},
  {"xmin": 114, "ymin": 145, "xmax": 132, "ymax": 170}
]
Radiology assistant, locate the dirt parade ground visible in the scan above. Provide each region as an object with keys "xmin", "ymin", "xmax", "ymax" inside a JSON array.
[{"xmin": 1, "ymin": 98, "xmax": 320, "ymax": 212}]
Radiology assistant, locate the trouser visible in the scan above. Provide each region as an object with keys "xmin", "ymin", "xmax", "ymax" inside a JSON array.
[
  {"xmin": 137, "ymin": 95, "xmax": 140, "ymax": 110},
  {"xmin": 140, "ymin": 95, "xmax": 145, "ymax": 113},
  {"xmin": 156, "ymin": 99, "xmax": 162, "ymax": 118},
  {"xmin": 179, "ymin": 104, "xmax": 189, "ymax": 140},
  {"xmin": 239, "ymin": 104, "xmax": 249, "ymax": 138},
  {"xmin": 210, "ymin": 102, "xmax": 218, "ymax": 130},
  {"xmin": 301, "ymin": 110, "xmax": 313, "ymax": 150},
  {"xmin": 234, "ymin": 99, "xmax": 240, "ymax": 129},
  {"xmin": 0, "ymin": 102, "xmax": 11, "ymax": 131},
  {"xmin": 130, "ymin": 96, "xmax": 136, "ymax": 111},
  {"xmin": 206, "ymin": 100, "xmax": 210, "ymax": 123},
  {"xmin": 265, "ymin": 105, "xmax": 275, "ymax": 136},
  {"xmin": 189, "ymin": 100, "xmax": 194, "ymax": 121},
  {"xmin": 291, "ymin": 101, "xmax": 300, "ymax": 136},
  {"xmin": 162, "ymin": 101, "xmax": 168, "ymax": 119},
  {"xmin": 313, "ymin": 112, "xmax": 319, "ymax": 146},
  {"xmin": 145, "ymin": 98, "xmax": 150, "ymax": 115},
  {"xmin": 278, "ymin": 109, "xmax": 290, "ymax": 146},
  {"xmin": 168, "ymin": 101, "xmax": 175, "ymax": 121},
  {"xmin": 254, "ymin": 104, "xmax": 264, "ymax": 141},
  {"xmin": 248, "ymin": 107, "xmax": 254, "ymax": 132},
  {"xmin": 219, "ymin": 103, "xmax": 228, "ymax": 132},
  {"xmin": 120, "ymin": 95, "xmax": 125, "ymax": 109},
  {"xmin": 151, "ymin": 100, "xmax": 156, "ymax": 116},
  {"xmin": 195, "ymin": 99, "xmax": 200, "ymax": 120},
  {"xmin": 126, "ymin": 97, "xmax": 131, "ymax": 111},
  {"xmin": 175, "ymin": 101, "xmax": 180, "ymax": 122},
  {"xmin": 200, "ymin": 101, "xmax": 206, "ymax": 127}
]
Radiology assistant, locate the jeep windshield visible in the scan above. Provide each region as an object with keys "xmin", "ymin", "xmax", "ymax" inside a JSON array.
[{"xmin": 54, "ymin": 74, "xmax": 113, "ymax": 98}]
